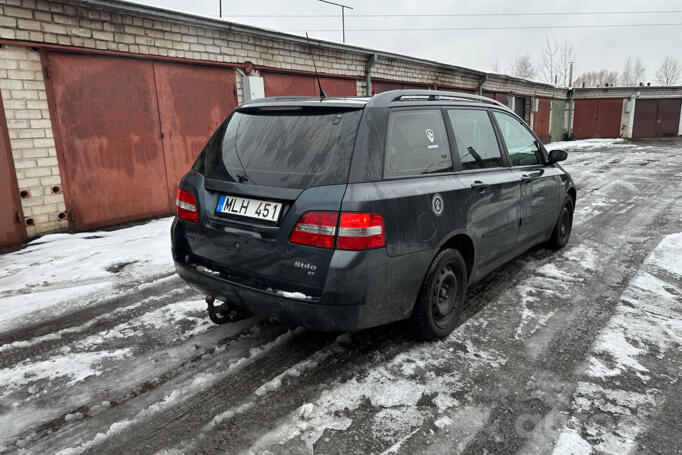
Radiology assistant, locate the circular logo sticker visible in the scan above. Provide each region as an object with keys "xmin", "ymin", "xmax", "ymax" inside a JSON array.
[{"xmin": 432, "ymin": 193, "xmax": 444, "ymax": 216}]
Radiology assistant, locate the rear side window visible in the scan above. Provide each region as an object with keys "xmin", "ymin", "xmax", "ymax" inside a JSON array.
[
  {"xmin": 203, "ymin": 108, "xmax": 362, "ymax": 189},
  {"xmin": 447, "ymin": 109, "xmax": 504, "ymax": 170},
  {"xmin": 385, "ymin": 110, "xmax": 452, "ymax": 178},
  {"xmin": 492, "ymin": 112, "xmax": 544, "ymax": 166}
]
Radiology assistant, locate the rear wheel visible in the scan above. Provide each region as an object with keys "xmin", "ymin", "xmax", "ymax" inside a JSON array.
[
  {"xmin": 412, "ymin": 249, "xmax": 467, "ymax": 341},
  {"xmin": 548, "ymin": 196, "xmax": 574, "ymax": 250}
]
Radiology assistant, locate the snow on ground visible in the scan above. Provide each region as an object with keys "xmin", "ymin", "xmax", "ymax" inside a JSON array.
[
  {"xmin": 0, "ymin": 139, "xmax": 680, "ymax": 454},
  {"xmin": 553, "ymin": 232, "xmax": 682, "ymax": 453},
  {"xmin": 0, "ymin": 218, "xmax": 174, "ymax": 333}
]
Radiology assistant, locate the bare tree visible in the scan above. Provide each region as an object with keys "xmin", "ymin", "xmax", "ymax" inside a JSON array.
[
  {"xmin": 511, "ymin": 54, "xmax": 536, "ymax": 80},
  {"xmin": 573, "ymin": 70, "xmax": 619, "ymax": 88},
  {"xmin": 655, "ymin": 57, "xmax": 681, "ymax": 86},
  {"xmin": 557, "ymin": 41, "xmax": 575, "ymax": 86},
  {"xmin": 633, "ymin": 58, "xmax": 646, "ymax": 85},
  {"xmin": 538, "ymin": 38, "xmax": 558, "ymax": 84},
  {"xmin": 620, "ymin": 57, "xmax": 646, "ymax": 86},
  {"xmin": 491, "ymin": 58, "xmax": 501, "ymax": 73}
]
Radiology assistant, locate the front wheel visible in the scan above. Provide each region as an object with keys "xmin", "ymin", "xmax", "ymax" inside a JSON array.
[
  {"xmin": 412, "ymin": 249, "xmax": 468, "ymax": 341},
  {"xmin": 548, "ymin": 196, "xmax": 574, "ymax": 250}
]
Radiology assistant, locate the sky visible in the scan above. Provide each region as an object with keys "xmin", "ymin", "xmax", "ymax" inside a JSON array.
[{"xmin": 131, "ymin": 0, "xmax": 682, "ymax": 85}]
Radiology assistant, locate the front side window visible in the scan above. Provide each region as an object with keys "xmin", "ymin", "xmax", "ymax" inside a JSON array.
[
  {"xmin": 492, "ymin": 112, "xmax": 544, "ymax": 166},
  {"xmin": 385, "ymin": 110, "xmax": 452, "ymax": 178},
  {"xmin": 447, "ymin": 109, "xmax": 504, "ymax": 170}
]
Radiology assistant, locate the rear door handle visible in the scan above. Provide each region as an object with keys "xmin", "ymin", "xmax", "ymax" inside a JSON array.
[{"xmin": 471, "ymin": 180, "xmax": 487, "ymax": 192}]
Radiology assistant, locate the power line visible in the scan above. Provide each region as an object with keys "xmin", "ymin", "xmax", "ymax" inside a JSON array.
[
  {"xmin": 227, "ymin": 10, "xmax": 682, "ymax": 18},
  {"xmin": 281, "ymin": 23, "xmax": 682, "ymax": 32}
]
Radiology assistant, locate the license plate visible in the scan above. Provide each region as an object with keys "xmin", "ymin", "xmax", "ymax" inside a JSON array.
[{"xmin": 216, "ymin": 195, "xmax": 282, "ymax": 222}]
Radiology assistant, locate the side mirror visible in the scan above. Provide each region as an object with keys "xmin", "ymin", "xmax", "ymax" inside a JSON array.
[{"xmin": 547, "ymin": 149, "xmax": 567, "ymax": 164}]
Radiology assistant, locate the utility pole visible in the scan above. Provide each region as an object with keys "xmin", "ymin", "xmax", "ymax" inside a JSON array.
[{"xmin": 317, "ymin": 0, "xmax": 353, "ymax": 43}]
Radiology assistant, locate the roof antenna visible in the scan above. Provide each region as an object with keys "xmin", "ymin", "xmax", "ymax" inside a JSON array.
[{"xmin": 305, "ymin": 33, "xmax": 327, "ymax": 100}]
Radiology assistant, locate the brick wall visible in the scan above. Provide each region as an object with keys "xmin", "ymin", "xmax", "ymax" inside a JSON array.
[{"xmin": 0, "ymin": 44, "xmax": 66, "ymax": 236}]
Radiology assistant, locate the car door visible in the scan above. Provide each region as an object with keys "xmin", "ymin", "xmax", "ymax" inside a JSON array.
[
  {"xmin": 491, "ymin": 111, "xmax": 562, "ymax": 248},
  {"xmin": 445, "ymin": 108, "xmax": 521, "ymax": 269}
]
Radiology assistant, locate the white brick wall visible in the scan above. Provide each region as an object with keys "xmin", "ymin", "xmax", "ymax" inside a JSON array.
[{"xmin": 0, "ymin": 44, "xmax": 66, "ymax": 236}]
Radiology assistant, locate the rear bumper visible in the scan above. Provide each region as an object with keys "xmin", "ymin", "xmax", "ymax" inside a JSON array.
[{"xmin": 175, "ymin": 261, "xmax": 364, "ymax": 331}]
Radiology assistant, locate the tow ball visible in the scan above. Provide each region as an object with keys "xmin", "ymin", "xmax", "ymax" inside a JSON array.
[{"xmin": 205, "ymin": 295, "xmax": 251, "ymax": 324}]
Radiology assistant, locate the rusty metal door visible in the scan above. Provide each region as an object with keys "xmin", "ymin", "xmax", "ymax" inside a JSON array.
[
  {"xmin": 655, "ymin": 98, "xmax": 682, "ymax": 136},
  {"xmin": 632, "ymin": 99, "xmax": 658, "ymax": 138},
  {"xmin": 532, "ymin": 97, "xmax": 552, "ymax": 143},
  {"xmin": 153, "ymin": 62, "xmax": 237, "ymax": 208},
  {"xmin": 45, "ymin": 52, "xmax": 169, "ymax": 231},
  {"xmin": 572, "ymin": 99, "xmax": 599, "ymax": 139},
  {"xmin": 573, "ymin": 99, "xmax": 622, "ymax": 139},
  {"xmin": 264, "ymin": 72, "xmax": 356, "ymax": 97},
  {"xmin": 596, "ymin": 98, "xmax": 623, "ymax": 138},
  {"xmin": 633, "ymin": 98, "xmax": 682, "ymax": 138},
  {"xmin": 0, "ymin": 93, "xmax": 26, "ymax": 247}
]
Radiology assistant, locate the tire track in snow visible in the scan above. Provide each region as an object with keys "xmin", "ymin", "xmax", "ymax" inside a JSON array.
[{"xmin": 12, "ymin": 320, "xmax": 287, "ymax": 454}]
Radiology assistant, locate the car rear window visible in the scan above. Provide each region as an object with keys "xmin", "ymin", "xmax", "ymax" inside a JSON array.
[
  {"xmin": 384, "ymin": 110, "xmax": 452, "ymax": 178},
  {"xmin": 202, "ymin": 108, "xmax": 362, "ymax": 189}
]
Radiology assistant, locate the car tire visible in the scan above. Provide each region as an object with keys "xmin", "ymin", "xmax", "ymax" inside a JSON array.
[
  {"xmin": 412, "ymin": 248, "xmax": 468, "ymax": 341},
  {"xmin": 548, "ymin": 196, "xmax": 574, "ymax": 250}
]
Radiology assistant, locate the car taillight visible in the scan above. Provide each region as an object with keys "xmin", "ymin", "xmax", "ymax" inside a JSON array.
[
  {"xmin": 176, "ymin": 188, "xmax": 199, "ymax": 223},
  {"xmin": 289, "ymin": 211, "xmax": 385, "ymax": 250},
  {"xmin": 289, "ymin": 211, "xmax": 338, "ymax": 248},
  {"xmin": 337, "ymin": 212, "xmax": 385, "ymax": 250}
]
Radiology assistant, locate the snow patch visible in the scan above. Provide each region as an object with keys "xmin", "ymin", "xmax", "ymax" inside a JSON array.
[{"xmin": 552, "ymin": 429, "xmax": 592, "ymax": 455}]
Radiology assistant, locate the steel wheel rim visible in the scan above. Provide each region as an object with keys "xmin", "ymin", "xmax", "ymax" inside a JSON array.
[
  {"xmin": 559, "ymin": 205, "xmax": 572, "ymax": 240},
  {"xmin": 432, "ymin": 264, "xmax": 459, "ymax": 329}
]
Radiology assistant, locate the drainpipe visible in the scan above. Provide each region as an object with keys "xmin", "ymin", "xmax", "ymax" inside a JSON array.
[
  {"xmin": 477, "ymin": 74, "xmax": 488, "ymax": 96},
  {"xmin": 365, "ymin": 53, "xmax": 378, "ymax": 96},
  {"xmin": 568, "ymin": 88, "xmax": 575, "ymax": 139}
]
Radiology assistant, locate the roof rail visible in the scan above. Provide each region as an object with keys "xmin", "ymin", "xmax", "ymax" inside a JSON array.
[{"xmin": 390, "ymin": 90, "xmax": 510, "ymax": 110}]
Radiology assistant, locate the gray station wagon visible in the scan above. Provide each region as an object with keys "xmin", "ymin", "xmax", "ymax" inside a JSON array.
[{"xmin": 171, "ymin": 90, "xmax": 575, "ymax": 340}]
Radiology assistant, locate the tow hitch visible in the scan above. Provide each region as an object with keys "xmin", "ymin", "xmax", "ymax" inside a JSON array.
[{"xmin": 205, "ymin": 295, "xmax": 252, "ymax": 324}]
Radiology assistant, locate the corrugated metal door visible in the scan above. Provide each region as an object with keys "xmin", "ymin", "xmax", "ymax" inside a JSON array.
[
  {"xmin": 573, "ymin": 98, "xmax": 622, "ymax": 139},
  {"xmin": 0, "ymin": 93, "xmax": 26, "ymax": 247},
  {"xmin": 154, "ymin": 62, "xmax": 237, "ymax": 208},
  {"xmin": 632, "ymin": 99, "xmax": 657, "ymax": 138},
  {"xmin": 596, "ymin": 98, "xmax": 623, "ymax": 138},
  {"xmin": 532, "ymin": 97, "xmax": 552, "ymax": 143},
  {"xmin": 46, "ymin": 52, "xmax": 170, "ymax": 231},
  {"xmin": 263, "ymin": 72, "xmax": 356, "ymax": 97},
  {"xmin": 550, "ymin": 99, "xmax": 566, "ymax": 142}
]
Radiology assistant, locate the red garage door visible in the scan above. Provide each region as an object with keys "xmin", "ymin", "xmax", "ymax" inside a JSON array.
[
  {"xmin": 573, "ymin": 98, "xmax": 623, "ymax": 139},
  {"xmin": 482, "ymin": 91, "xmax": 508, "ymax": 105},
  {"xmin": 372, "ymin": 80, "xmax": 431, "ymax": 94},
  {"xmin": 0, "ymin": 94, "xmax": 26, "ymax": 247},
  {"xmin": 45, "ymin": 52, "xmax": 238, "ymax": 231},
  {"xmin": 154, "ymin": 62, "xmax": 237, "ymax": 208},
  {"xmin": 532, "ymin": 98, "xmax": 552, "ymax": 143},
  {"xmin": 46, "ymin": 53, "xmax": 169, "ymax": 231},
  {"xmin": 263, "ymin": 72, "xmax": 356, "ymax": 97},
  {"xmin": 632, "ymin": 98, "xmax": 682, "ymax": 138}
]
